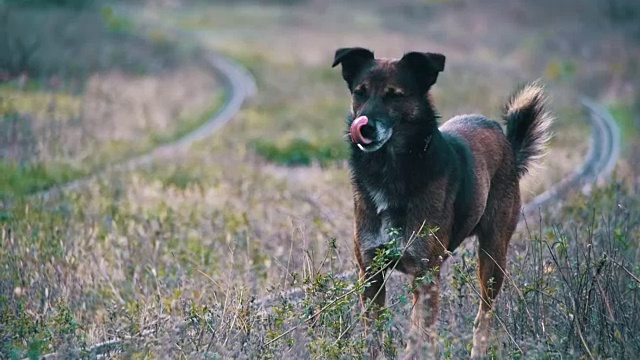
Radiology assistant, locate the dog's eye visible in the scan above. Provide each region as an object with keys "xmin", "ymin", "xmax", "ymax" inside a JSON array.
[
  {"xmin": 353, "ymin": 86, "xmax": 368, "ymax": 98},
  {"xmin": 384, "ymin": 88, "xmax": 404, "ymax": 100}
]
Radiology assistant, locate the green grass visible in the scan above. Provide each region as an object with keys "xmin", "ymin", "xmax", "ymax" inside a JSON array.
[
  {"xmin": 191, "ymin": 49, "xmax": 354, "ymax": 167},
  {"xmin": 0, "ymin": 83, "xmax": 224, "ymax": 197},
  {"xmin": 609, "ymin": 102, "xmax": 636, "ymax": 148},
  {"xmin": 253, "ymin": 137, "xmax": 349, "ymax": 167},
  {"xmin": 0, "ymin": 297, "xmax": 86, "ymax": 359},
  {"xmin": 0, "ymin": 162, "xmax": 85, "ymax": 200},
  {"xmin": 0, "ymin": 196, "xmax": 89, "ymax": 358},
  {"xmin": 82, "ymin": 91, "xmax": 225, "ymax": 170},
  {"xmin": 0, "ymin": 86, "xmax": 82, "ymax": 120}
]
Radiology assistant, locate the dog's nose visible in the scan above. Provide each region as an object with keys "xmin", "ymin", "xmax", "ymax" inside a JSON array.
[{"xmin": 350, "ymin": 116, "xmax": 375, "ymax": 145}]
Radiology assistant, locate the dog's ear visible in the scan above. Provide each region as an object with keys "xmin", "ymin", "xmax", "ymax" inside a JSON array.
[
  {"xmin": 332, "ymin": 47, "xmax": 374, "ymax": 90},
  {"xmin": 399, "ymin": 52, "xmax": 446, "ymax": 91}
]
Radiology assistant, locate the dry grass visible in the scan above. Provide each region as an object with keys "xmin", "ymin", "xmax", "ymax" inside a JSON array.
[
  {"xmin": 154, "ymin": 1, "xmax": 594, "ymax": 200},
  {"xmin": 2, "ymin": 68, "xmax": 219, "ymax": 166},
  {"xmin": 2, "ymin": 159, "xmax": 638, "ymax": 358},
  {"xmin": 2, "ymin": 0, "xmax": 639, "ymax": 358}
]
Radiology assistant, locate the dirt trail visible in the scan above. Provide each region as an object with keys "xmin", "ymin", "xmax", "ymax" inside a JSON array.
[{"xmin": 30, "ymin": 54, "xmax": 256, "ymax": 201}]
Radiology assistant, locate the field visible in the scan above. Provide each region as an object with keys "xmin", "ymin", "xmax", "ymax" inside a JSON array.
[{"xmin": 1, "ymin": 0, "xmax": 639, "ymax": 359}]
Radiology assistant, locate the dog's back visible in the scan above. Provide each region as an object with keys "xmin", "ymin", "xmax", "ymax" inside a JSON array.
[
  {"xmin": 438, "ymin": 114, "xmax": 516, "ymax": 251},
  {"xmin": 441, "ymin": 83, "xmax": 552, "ymax": 251}
]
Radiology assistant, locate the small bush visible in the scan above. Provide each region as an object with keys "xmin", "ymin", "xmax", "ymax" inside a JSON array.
[
  {"xmin": 0, "ymin": 161, "xmax": 84, "ymax": 199},
  {"xmin": 253, "ymin": 138, "xmax": 349, "ymax": 167}
]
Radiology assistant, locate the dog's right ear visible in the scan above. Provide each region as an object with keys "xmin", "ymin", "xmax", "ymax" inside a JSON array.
[
  {"xmin": 332, "ymin": 47, "xmax": 374, "ymax": 90},
  {"xmin": 399, "ymin": 52, "xmax": 446, "ymax": 92}
]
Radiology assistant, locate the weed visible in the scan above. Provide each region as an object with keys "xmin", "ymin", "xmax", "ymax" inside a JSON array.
[
  {"xmin": 253, "ymin": 137, "xmax": 349, "ymax": 167},
  {"xmin": 2, "ymin": 1, "xmax": 637, "ymax": 359},
  {"xmin": 0, "ymin": 161, "xmax": 85, "ymax": 200}
]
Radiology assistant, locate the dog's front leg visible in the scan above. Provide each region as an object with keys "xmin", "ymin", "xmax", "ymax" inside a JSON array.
[
  {"xmin": 404, "ymin": 269, "xmax": 441, "ymax": 360},
  {"xmin": 359, "ymin": 266, "xmax": 386, "ymax": 359},
  {"xmin": 353, "ymin": 188, "xmax": 389, "ymax": 358}
]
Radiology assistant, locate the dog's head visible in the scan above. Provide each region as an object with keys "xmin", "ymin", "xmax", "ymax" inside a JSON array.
[{"xmin": 332, "ymin": 47, "xmax": 445, "ymax": 152}]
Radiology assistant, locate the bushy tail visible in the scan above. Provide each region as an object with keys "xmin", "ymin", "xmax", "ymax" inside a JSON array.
[{"xmin": 503, "ymin": 81, "xmax": 554, "ymax": 178}]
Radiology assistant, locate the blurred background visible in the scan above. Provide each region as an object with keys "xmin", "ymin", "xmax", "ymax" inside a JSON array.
[{"xmin": 1, "ymin": 0, "xmax": 639, "ymax": 358}]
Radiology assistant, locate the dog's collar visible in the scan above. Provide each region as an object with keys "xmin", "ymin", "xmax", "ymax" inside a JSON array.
[
  {"xmin": 406, "ymin": 134, "xmax": 433, "ymax": 155},
  {"xmin": 423, "ymin": 134, "xmax": 433, "ymax": 152}
]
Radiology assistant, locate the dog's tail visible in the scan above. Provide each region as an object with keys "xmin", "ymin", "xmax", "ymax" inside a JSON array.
[{"xmin": 502, "ymin": 81, "xmax": 554, "ymax": 178}]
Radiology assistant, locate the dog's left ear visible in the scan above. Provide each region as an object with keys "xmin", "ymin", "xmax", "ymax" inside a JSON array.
[
  {"xmin": 332, "ymin": 47, "xmax": 374, "ymax": 90},
  {"xmin": 399, "ymin": 52, "xmax": 446, "ymax": 91}
]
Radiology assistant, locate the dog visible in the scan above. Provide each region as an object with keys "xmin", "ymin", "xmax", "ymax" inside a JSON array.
[{"xmin": 332, "ymin": 47, "xmax": 553, "ymax": 359}]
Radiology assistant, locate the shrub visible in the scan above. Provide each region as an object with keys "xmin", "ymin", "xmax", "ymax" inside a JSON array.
[{"xmin": 253, "ymin": 138, "xmax": 349, "ymax": 167}]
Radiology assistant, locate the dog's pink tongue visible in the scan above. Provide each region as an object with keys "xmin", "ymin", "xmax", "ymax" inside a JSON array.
[{"xmin": 350, "ymin": 116, "xmax": 373, "ymax": 145}]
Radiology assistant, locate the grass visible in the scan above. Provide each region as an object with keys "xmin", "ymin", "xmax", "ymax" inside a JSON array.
[
  {"xmin": 609, "ymin": 102, "xmax": 636, "ymax": 148},
  {"xmin": 2, "ymin": 0, "xmax": 638, "ymax": 359},
  {"xmin": 0, "ymin": 3, "xmax": 195, "ymax": 79},
  {"xmin": 2, "ymin": 175, "xmax": 639, "ymax": 358},
  {"xmin": 0, "ymin": 162, "xmax": 85, "ymax": 200},
  {"xmin": 0, "ymin": 86, "xmax": 82, "ymax": 119},
  {"xmin": 150, "ymin": 92, "xmax": 226, "ymax": 146},
  {"xmin": 0, "ymin": 87, "xmax": 224, "ymax": 198},
  {"xmin": 0, "ymin": 3, "xmax": 224, "ymax": 198},
  {"xmin": 0, "ymin": 78, "xmax": 224, "ymax": 198},
  {"xmin": 253, "ymin": 137, "xmax": 349, "ymax": 167}
]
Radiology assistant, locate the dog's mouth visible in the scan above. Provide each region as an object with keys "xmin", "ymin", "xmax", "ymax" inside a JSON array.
[
  {"xmin": 350, "ymin": 116, "xmax": 392, "ymax": 152},
  {"xmin": 350, "ymin": 116, "xmax": 374, "ymax": 145}
]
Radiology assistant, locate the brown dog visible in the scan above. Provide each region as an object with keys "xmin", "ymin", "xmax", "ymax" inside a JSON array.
[{"xmin": 332, "ymin": 47, "xmax": 553, "ymax": 359}]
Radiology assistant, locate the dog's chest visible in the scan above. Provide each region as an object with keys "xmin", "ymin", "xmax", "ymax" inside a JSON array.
[
  {"xmin": 353, "ymin": 157, "xmax": 421, "ymax": 252},
  {"xmin": 369, "ymin": 188, "xmax": 391, "ymax": 214},
  {"xmin": 363, "ymin": 172, "xmax": 406, "ymax": 215},
  {"xmin": 360, "ymin": 211, "xmax": 399, "ymax": 252},
  {"xmin": 361, "ymin": 186, "xmax": 408, "ymax": 248}
]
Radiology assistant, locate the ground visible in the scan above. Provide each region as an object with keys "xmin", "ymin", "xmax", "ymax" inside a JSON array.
[{"xmin": 1, "ymin": 0, "xmax": 639, "ymax": 358}]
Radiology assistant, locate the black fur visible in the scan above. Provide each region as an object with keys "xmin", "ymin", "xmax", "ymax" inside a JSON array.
[
  {"xmin": 332, "ymin": 47, "xmax": 375, "ymax": 91},
  {"xmin": 347, "ymin": 108, "xmax": 477, "ymax": 258}
]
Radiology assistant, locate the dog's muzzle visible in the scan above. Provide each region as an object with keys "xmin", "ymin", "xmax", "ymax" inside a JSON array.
[{"xmin": 350, "ymin": 116, "xmax": 375, "ymax": 145}]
